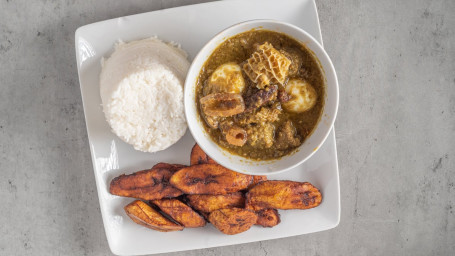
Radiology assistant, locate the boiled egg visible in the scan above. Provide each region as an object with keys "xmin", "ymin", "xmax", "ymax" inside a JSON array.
[
  {"xmin": 207, "ymin": 63, "xmax": 245, "ymax": 94},
  {"xmin": 282, "ymin": 79, "xmax": 317, "ymax": 113}
]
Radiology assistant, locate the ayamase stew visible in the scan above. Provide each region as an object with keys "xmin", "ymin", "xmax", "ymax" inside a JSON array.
[{"xmin": 196, "ymin": 30, "xmax": 325, "ymax": 160}]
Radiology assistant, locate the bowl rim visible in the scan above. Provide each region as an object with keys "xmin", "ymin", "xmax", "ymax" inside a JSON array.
[{"xmin": 184, "ymin": 19, "xmax": 339, "ymax": 175}]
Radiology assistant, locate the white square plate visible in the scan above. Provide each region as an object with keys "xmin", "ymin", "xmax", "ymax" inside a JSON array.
[{"xmin": 75, "ymin": 0, "xmax": 340, "ymax": 255}]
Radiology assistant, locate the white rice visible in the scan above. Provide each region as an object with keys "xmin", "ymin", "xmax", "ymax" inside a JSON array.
[{"xmin": 100, "ymin": 38, "xmax": 190, "ymax": 152}]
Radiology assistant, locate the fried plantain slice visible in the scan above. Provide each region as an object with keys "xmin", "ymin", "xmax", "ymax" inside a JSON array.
[
  {"xmin": 208, "ymin": 208, "xmax": 257, "ymax": 235},
  {"xmin": 170, "ymin": 164, "xmax": 253, "ymax": 195},
  {"xmin": 152, "ymin": 199, "xmax": 206, "ymax": 228},
  {"xmin": 255, "ymin": 209, "xmax": 281, "ymax": 227},
  {"xmin": 187, "ymin": 192, "xmax": 245, "ymax": 213},
  {"xmin": 246, "ymin": 180, "xmax": 322, "ymax": 211},
  {"xmin": 124, "ymin": 200, "xmax": 183, "ymax": 232},
  {"xmin": 190, "ymin": 143, "xmax": 217, "ymax": 165},
  {"xmin": 110, "ymin": 163, "xmax": 185, "ymax": 200},
  {"xmin": 247, "ymin": 175, "xmax": 268, "ymax": 190}
]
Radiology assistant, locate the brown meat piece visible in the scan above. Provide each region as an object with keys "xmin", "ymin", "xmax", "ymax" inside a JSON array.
[
  {"xmin": 280, "ymin": 48, "xmax": 303, "ymax": 77},
  {"xmin": 224, "ymin": 126, "xmax": 247, "ymax": 146},
  {"xmin": 275, "ymin": 120, "xmax": 301, "ymax": 150},
  {"xmin": 247, "ymin": 175, "xmax": 268, "ymax": 190},
  {"xmin": 246, "ymin": 123, "xmax": 275, "ymax": 149},
  {"xmin": 246, "ymin": 180, "xmax": 322, "ymax": 211},
  {"xmin": 110, "ymin": 163, "xmax": 185, "ymax": 200},
  {"xmin": 219, "ymin": 121, "xmax": 247, "ymax": 147},
  {"xmin": 187, "ymin": 192, "xmax": 245, "ymax": 213},
  {"xmin": 170, "ymin": 164, "xmax": 254, "ymax": 195},
  {"xmin": 152, "ymin": 199, "xmax": 206, "ymax": 228},
  {"xmin": 208, "ymin": 208, "xmax": 258, "ymax": 235},
  {"xmin": 278, "ymin": 87, "xmax": 290, "ymax": 103},
  {"xmin": 190, "ymin": 143, "xmax": 217, "ymax": 165},
  {"xmin": 256, "ymin": 209, "xmax": 281, "ymax": 227},
  {"xmin": 124, "ymin": 200, "xmax": 183, "ymax": 232},
  {"xmin": 200, "ymin": 93, "xmax": 245, "ymax": 117},
  {"xmin": 245, "ymin": 84, "xmax": 278, "ymax": 112},
  {"xmin": 235, "ymin": 106, "xmax": 281, "ymax": 126}
]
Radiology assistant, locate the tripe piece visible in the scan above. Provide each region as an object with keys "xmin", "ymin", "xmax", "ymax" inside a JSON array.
[{"xmin": 243, "ymin": 42, "xmax": 291, "ymax": 89}]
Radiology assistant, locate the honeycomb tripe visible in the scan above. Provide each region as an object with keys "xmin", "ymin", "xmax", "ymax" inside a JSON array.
[{"xmin": 243, "ymin": 42, "xmax": 291, "ymax": 89}]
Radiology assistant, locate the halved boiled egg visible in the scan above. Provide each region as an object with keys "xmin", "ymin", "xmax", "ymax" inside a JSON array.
[
  {"xmin": 282, "ymin": 79, "xmax": 317, "ymax": 113},
  {"xmin": 206, "ymin": 63, "xmax": 245, "ymax": 94}
]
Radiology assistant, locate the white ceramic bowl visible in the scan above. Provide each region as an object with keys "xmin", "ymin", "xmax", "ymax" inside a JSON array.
[{"xmin": 184, "ymin": 20, "xmax": 339, "ymax": 175}]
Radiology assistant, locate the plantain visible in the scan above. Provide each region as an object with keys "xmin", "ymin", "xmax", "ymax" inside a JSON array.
[
  {"xmin": 245, "ymin": 180, "xmax": 322, "ymax": 211},
  {"xmin": 152, "ymin": 199, "xmax": 206, "ymax": 228},
  {"xmin": 110, "ymin": 163, "xmax": 185, "ymax": 200},
  {"xmin": 124, "ymin": 200, "xmax": 183, "ymax": 232},
  {"xmin": 208, "ymin": 208, "xmax": 257, "ymax": 235},
  {"xmin": 255, "ymin": 209, "xmax": 281, "ymax": 227},
  {"xmin": 247, "ymin": 175, "xmax": 268, "ymax": 190},
  {"xmin": 170, "ymin": 164, "xmax": 253, "ymax": 195},
  {"xmin": 190, "ymin": 143, "xmax": 217, "ymax": 165},
  {"xmin": 186, "ymin": 192, "xmax": 245, "ymax": 213}
]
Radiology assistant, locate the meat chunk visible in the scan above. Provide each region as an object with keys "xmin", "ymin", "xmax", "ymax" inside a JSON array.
[
  {"xmin": 275, "ymin": 120, "xmax": 301, "ymax": 150},
  {"xmin": 246, "ymin": 123, "xmax": 275, "ymax": 149},
  {"xmin": 124, "ymin": 200, "xmax": 183, "ymax": 232},
  {"xmin": 244, "ymin": 84, "xmax": 278, "ymax": 112},
  {"xmin": 151, "ymin": 199, "xmax": 206, "ymax": 228},
  {"xmin": 219, "ymin": 121, "xmax": 247, "ymax": 147},
  {"xmin": 278, "ymin": 87, "xmax": 290, "ymax": 103},
  {"xmin": 280, "ymin": 48, "xmax": 303, "ymax": 77},
  {"xmin": 224, "ymin": 126, "xmax": 247, "ymax": 146},
  {"xmin": 236, "ymin": 106, "xmax": 281, "ymax": 125},
  {"xmin": 187, "ymin": 192, "xmax": 245, "ymax": 213},
  {"xmin": 256, "ymin": 209, "xmax": 281, "ymax": 227},
  {"xmin": 170, "ymin": 164, "xmax": 254, "ymax": 195},
  {"xmin": 246, "ymin": 180, "xmax": 322, "ymax": 211},
  {"xmin": 208, "ymin": 208, "xmax": 258, "ymax": 235},
  {"xmin": 110, "ymin": 163, "xmax": 185, "ymax": 200},
  {"xmin": 200, "ymin": 93, "xmax": 245, "ymax": 117}
]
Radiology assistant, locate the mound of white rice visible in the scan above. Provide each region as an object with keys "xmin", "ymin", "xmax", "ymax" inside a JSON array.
[{"xmin": 100, "ymin": 38, "xmax": 190, "ymax": 152}]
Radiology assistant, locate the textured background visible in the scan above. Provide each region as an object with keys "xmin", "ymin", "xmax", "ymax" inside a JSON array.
[{"xmin": 1, "ymin": 0, "xmax": 454, "ymax": 255}]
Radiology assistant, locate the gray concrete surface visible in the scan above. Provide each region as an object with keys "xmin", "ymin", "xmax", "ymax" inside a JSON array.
[{"xmin": 1, "ymin": 0, "xmax": 454, "ymax": 255}]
